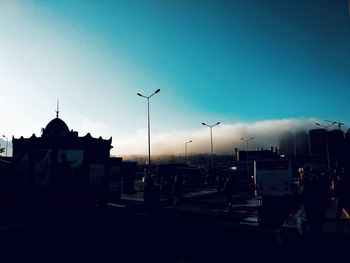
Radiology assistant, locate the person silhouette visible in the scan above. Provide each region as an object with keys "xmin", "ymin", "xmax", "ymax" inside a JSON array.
[
  {"xmin": 173, "ymin": 174, "xmax": 183, "ymax": 206},
  {"xmin": 224, "ymin": 175, "xmax": 235, "ymax": 210}
]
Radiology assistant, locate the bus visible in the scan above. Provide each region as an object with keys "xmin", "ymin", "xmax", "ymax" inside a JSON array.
[{"xmin": 254, "ymin": 159, "xmax": 295, "ymax": 197}]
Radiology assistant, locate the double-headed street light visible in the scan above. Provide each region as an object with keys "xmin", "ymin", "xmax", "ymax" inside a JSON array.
[
  {"xmin": 240, "ymin": 137, "xmax": 254, "ymax": 148},
  {"xmin": 202, "ymin": 122, "xmax": 220, "ymax": 168},
  {"xmin": 2, "ymin": 135, "xmax": 8, "ymax": 157},
  {"xmin": 185, "ymin": 140, "xmax": 192, "ymax": 163},
  {"xmin": 241, "ymin": 137, "xmax": 254, "ymax": 177},
  {"xmin": 137, "ymin": 89, "xmax": 160, "ymax": 167}
]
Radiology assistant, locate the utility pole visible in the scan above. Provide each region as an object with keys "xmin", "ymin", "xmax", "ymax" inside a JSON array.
[
  {"xmin": 202, "ymin": 122, "xmax": 220, "ymax": 168},
  {"xmin": 137, "ymin": 89, "xmax": 161, "ymax": 177},
  {"xmin": 185, "ymin": 140, "xmax": 192, "ymax": 164}
]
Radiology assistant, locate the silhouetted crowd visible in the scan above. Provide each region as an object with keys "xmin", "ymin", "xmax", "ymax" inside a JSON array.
[
  {"xmin": 143, "ymin": 168, "xmax": 237, "ymax": 211},
  {"xmin": 299, "ymin": 165, "xmax": 350, "ymax": 236}
]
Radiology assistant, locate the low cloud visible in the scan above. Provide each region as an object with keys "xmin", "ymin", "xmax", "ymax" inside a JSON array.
[
  {"xmin": 113, "ymin": 118, "xmax": 320, "ymax": 156},
  {"xmin": 75, "ymin": 116, "xmax": 113, "ymax": 139}
]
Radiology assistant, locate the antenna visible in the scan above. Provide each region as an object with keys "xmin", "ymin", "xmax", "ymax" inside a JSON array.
[
  {"xmin": 55, "ymin": 100, "xmax": 60, "ymax": 118},
  {"xmin": 324, "ymin": 120, "xmax": 344, "ymax": 130}
]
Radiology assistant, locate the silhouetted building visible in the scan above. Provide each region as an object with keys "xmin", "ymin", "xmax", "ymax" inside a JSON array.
[
  {"xmin": 11, "ymin": 115, "xmax": 114, "ymax": 208},
  {"xmin": 294, "ymin": 130, "xmax": 309, "ymax": 158},
  {"xmin": 344, "ymin": 130, "xmax": 350, "ymax": 161},
  {"xmin": 328, "ymin": 129, "xmax": 344, "ymax": 161},
  {"xmin": 309, "ymin": 129, "xmax": 327, "ymax": 157},
  {"xmin": 279, "ymin": 131, "xmax": 294, "ymax": 158}
]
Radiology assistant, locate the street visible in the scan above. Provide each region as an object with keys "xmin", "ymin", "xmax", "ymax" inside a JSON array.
[
  {"xmin": 0, "ymin": 183, "xmax": 288, "ymax": 262},
  {"xmin": 0, "ymin": 205, "xmax": 279, "ymax": 262},
  {"xmin": 0, "ymin": 186, "xmax": 349, "ymax": 263}
]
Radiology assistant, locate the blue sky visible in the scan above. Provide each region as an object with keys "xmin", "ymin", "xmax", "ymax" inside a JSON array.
[{"xmin": 1, "ymin": 0, "xmax": 349, "ymax": 156}]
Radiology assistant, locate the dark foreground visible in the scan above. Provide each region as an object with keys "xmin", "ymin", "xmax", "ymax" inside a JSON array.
[{"xmin": 0, "ymin": 206, "xmax": 349, "ymax": 263}]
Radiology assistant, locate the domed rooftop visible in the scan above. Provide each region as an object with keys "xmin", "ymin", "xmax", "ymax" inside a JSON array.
[{"xmin": 43, "ymin": 117, "xmax": 69, "ymax": 137}]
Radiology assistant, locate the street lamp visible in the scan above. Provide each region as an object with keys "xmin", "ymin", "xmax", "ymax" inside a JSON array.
[
  {"xmin": 241, "ymin": 137, "xmax": 254, "ymax": 177},
  {"xmin": 315, "ymin": 121, "xmax": 336, "ymax": 173},
  {"xmin": 2, "ymin": 135, "xmax": 8, "ymax": 157},
  {"xmin": 137, "ymin": 89, "xmax": 161, "ymax": 168},
  {"xmin": 185, "ymin": 140, "xmax": 192, "ymax": 163},
  {"xmin": 202, "ymin": 122, "xmax": 220, "ymax": 168}
]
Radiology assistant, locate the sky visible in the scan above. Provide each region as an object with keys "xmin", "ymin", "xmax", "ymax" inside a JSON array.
[{"xmin": 1, "ymin": 0, "xmax": 350, "ymax": 157}]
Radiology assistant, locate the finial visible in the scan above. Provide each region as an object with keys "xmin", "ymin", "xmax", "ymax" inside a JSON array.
[{"xmin": 55, "ymin": 100, "xmax": 60, "ymax": 118}]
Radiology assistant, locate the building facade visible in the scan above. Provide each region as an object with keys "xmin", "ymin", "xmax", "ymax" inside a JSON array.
[{"xmin": 11, "ymin": 116, "xmax": 114, "ymax": 207}]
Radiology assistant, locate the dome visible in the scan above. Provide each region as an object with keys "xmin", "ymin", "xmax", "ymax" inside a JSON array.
[{"xmin": 43, "ymin": 117, "xmax": 69, "ymax": 137}]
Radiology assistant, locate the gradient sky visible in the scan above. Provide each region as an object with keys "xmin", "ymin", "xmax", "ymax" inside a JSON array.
[{"xmin": 1, "ymin": 0, "xmax": 350, "ymax": 156}]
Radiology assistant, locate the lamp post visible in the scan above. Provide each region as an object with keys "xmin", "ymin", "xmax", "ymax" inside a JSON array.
[
  {"xmin": 2, "ymin": 135, "xmax": 8, "ymax": 157},
  {"xmin": 315, "ymin": 121, "xmax": 336, "ymax": 173},
  {"xmin": 202, "ymin": 122, "xmax": 220, "ymax": 168},
  {"xmin": 185, "ymin": 140, "xmax": 192, "ymax": 163},
  {"xmin": 241, "ymin": 137, "xmax": 254, "ymax": 177},
  {"xmin": 137, "ymin": 89, "xmax": 160, "ymax": 170}
]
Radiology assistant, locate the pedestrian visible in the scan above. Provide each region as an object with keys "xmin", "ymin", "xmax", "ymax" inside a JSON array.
[
  {"xmin": 216, "ymin": 175, "xmax": 224, "ymax": 192},
  {"xmin": 173, "ymin": 174, "xmax": 183, "ymax": 206},
  {"xmin": 224, "ymin": 175, "xmax": 235, "ymax": 210}
]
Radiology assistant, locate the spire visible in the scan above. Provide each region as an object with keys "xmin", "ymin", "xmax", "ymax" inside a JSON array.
[{"xmin": 55, "ymin": 100, "xmax": 60, "ymax": 118}]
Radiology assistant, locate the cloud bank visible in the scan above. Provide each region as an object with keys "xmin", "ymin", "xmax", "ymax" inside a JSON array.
[{"xmin": 113, "ymin": 118, "xmax": 320, "ymax": 156}]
